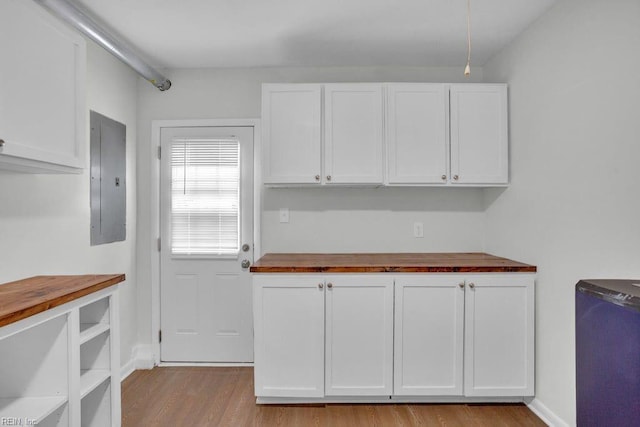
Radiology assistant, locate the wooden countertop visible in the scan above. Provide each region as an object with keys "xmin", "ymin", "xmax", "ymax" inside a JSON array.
[
  {"xmin": 250, "ymin": 253, "xmax": 536, "ymax": 273},
  {"xmin": 0, "ymin": 274, "xmax": 125, "ymax": 328}
]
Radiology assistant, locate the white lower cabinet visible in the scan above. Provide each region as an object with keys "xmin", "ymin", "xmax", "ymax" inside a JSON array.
[
  {"xmin": 253, "ymin": 276, "xmax": 325, "ymax": 397},
  {"xmin": 253, "ymin": 273, "xmax": 534, "ymax": 401},
  {"xmin": 394, "ymin": 276, "xmax": 465, "ymax": 396},
  {"xmin": 325, "ymin": 276, "xmax": 393, "ymax": 396},
  {"xmin": 464, "ymin": 275, "xmax": 535, "ymax": 396}
]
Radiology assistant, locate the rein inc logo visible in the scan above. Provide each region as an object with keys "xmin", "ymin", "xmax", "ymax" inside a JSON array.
[{"xmin": 1, "ymin": 417, "xmax": 37, "ymax": 425}]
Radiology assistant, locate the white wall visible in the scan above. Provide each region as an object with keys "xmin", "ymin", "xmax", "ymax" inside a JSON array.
[
  {"xmin": 136, "ymin": 66, "xmax": 486, "ymax": 347},
  {"xmin": 483, "ymin": 0, "xmax": 640, "ymax": 424},
  {"xmin": 0, "ymin": 41, "xmax": 139, "ymax": 369}
]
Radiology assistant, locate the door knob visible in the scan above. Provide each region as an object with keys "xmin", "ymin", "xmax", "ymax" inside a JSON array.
[
  {"xmin": 458, "ymin": 282, "xmax": 465, "ymax": 289},
  {"xmin": 327, "ymin": 282, "xmax": 333, "ymax": 289},
  {"xmin": 318, "ymin": 283, "xmax": 324, "ymax": 289},
  {"xmin": 453, "ymin": 175, "xmax": 459, "ymax": 181},
  {"xmin": 315, "ymin": 175, "xmax": 320, "ymax": 181},
  {"xmin": 0, "ymin": 139, "xmax": 4, "ymax": 147},
  {"xmin": 468, "ymin": 282, "xmax": 475, "ymax": 289},
  {"xmin": 241, "ymin": 259, "xmax": 250, "ymax": 269},
  {"xmin": 441, "ymin": 175, "xmax": 447, "ymax": 180},
  {"xmin": 242, "ymin": 244, "xmax": 250, "ymax": 252},
  {"xmin": 326, "ymin": 175, "xmax": 332, "ymax": 181}
]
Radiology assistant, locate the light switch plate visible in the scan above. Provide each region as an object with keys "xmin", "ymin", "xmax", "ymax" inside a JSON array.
[
  {"xmin": 279, "ymin": 208, "xmax": 289, "ymax": 223},
  {"xmin": 414, "ymin": 222, "xmax": 424, "ymax": 238}
]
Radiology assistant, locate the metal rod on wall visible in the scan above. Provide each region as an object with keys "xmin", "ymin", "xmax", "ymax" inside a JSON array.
[{"xmin": 33, "ymin": 0, "xmax": 172, "ymax": 91}]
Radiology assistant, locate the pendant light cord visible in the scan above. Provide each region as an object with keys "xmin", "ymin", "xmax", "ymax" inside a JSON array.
[{"xmin": 465, "ymin": 0, "xmax": 472, "ymax": 76}]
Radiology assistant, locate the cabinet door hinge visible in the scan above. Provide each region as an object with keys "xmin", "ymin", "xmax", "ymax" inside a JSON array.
[
  {"xmin": 157, "ymin": 237, "xmax": 161, "ymax": 251},
  {"xmin": 159, "ymin": 330, "xmax": 162, "ymax": 343},
  {"xmin": 157, "ymin": 146, "xmax": 162, "ymax": 160}
]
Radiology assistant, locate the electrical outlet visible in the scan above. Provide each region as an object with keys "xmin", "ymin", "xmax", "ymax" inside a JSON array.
[
  {"xmin": 279, "ymin": 208, "xmax": 289, "ymax": 223},
  {"xmin": 413, "ymin": 222, "xmax": 424, "ymax": 238}
]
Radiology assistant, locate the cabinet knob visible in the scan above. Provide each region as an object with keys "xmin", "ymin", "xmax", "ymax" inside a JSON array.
[
  {"xmin": 241, "ymin": 259, "xmax": 251, "ymax": 269},
  {"xmin": 468, "ymin": 282, "xmax": 475, "ymax": 289},
  {"xmin": 453, "ymin": 175, "xmax": 459, "ymax": 181},
  {"xmin": 326, "ymin": 175, "xmax": 332, "ymax": 181},
  {"xmin": 318, "ymin": 283, "xmax": 324, "ymax": 289},
  {"xmin": 458, "ymin": 282, "xmax": 465, "ymax": 288},
  {"xmin": 327, "ymin": 282, "xmax": 333, "ymax": 289},
  {"xmin": 315, "ymin": 175, "xmax": 320, "ymax": 181},
  {"xmin": 441, "ymin": 175, "xmax": 447, "ymax": 181},
  {"xmin": 0, "ymin": 139, "xmax": 4, "ymax": 147}
]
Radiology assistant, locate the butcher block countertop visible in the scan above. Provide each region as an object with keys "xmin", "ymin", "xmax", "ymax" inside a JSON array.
[
  {"xmin": 0, "ymin": 274, "xmax": 125, "ymax": 328},
  {"xmin": 250, "ymin": 253, "xmax": 536, "ymax": 274}
]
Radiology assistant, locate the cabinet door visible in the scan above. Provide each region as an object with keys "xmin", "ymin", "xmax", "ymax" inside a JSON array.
[
  {"xmin": 387, "ymin": 84, "xmax": 448, "ymax": 185},
  {"xmin": 0, "ymin": 0, "xmax": 86, "ymax": 173},
  {"xmin": 394, "ymin": 276, "xmax": 464, "ymax": 395},
  {"xmin": 464, "ymin": 274, "xmax": 535, "ymax": 396},
  {"xmin": 262, "ymin": 84, "xmax": 322, "ymax": 184},
  {"xmin": 325, "ymin": 275, "xmax": 393, "ymax": 396},
  {"xmin": 253, "ymin": 275, "xmax": 325, "ymax": 397},
  {"xmin": 450, "ymin": 84, "xmax": 508, "ymax": 184},
  {"xmin": 324, "ymin": 84, "xmax": 384, "ymax": 184}
]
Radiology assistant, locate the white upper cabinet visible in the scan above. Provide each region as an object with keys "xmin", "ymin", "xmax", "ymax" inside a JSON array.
[
  {"xmin": 386, "ymin": 84, "xmax": 448, "ymax": 185},
  {"xmin": 0, "ymin": 0, "xmax": 86, "ymax": 173},
  {"xmin": 262, "ymin": 84, "xmax": 322, "ymax": 184},
  {"xmin": 450, "ymin": 84, "xmax": 508, "ymax": 184},
  {"xmin": 324, "ymin": 84, "xmax": 384, "ymax": 184},
  {"xmin": 260, "ymin": 82, "xmax": 508, "ymax": 187}
]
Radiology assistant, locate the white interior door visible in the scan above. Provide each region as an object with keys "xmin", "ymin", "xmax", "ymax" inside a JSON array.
[{"xmin": 160, "ymin": 126, "xmax": 254, "ymax": 362}]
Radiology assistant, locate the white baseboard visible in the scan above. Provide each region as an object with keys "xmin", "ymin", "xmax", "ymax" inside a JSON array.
[
  {"xmin": 120, "ymin": 344, "xmax": 155, "ymax": 381},
  {"xmin": 527, "ymin": 398, "xmax": 570, "ymax": 427}
]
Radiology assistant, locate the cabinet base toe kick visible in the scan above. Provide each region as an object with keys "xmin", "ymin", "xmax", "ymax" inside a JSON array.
[{"xmin": 256, "ymin": 396, "xmax": 534, "ymax": 405}]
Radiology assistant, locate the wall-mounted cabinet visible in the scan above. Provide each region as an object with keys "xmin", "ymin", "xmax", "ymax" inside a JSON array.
[
  {"xmin": 324, "ymin": 84, "xmax": 384, "ymax": 184},
  {"xmin": 0, "ymin": 0, "xmax": 86, "ymax": 173},
  {"xmin": 261, "ymin": 83, "xmax": 508, "ymax": 187},
  {"xmin": 450, "ymin": 85, "xmax": 508, "ymax": 185},
  {"xmin": 386, "ymin": 84, "xmax": 448, "ymax": 185},
  {"xmin": 262, "ymin": 84, "xmax": 322, "ymax": 184}
]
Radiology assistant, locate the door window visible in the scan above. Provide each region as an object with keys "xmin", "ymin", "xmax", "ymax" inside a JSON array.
[{"xmin": 170, "ymin": 138, "xmax": 240, "ymax": 256}]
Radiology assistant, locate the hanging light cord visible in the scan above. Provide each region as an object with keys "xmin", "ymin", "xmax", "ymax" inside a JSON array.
[{"xmin": 465, "ymin": 0, "xmax": 472, "ymax": 76}]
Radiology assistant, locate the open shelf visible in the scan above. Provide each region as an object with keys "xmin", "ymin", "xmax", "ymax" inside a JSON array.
[
  {"xmin": 80, "ymin": 323, "xmax": 110, "ymax": 345},
  {"xmin": 80, "ymin": 370, "xmax": 111, "ymax": 399},
  {"xmin": 82, "ymin": 380, "xmax": 111, "ymax": 427},
  {"xmin": 0, "ymin": 396, "xmax": 67, "ymax": 423}
]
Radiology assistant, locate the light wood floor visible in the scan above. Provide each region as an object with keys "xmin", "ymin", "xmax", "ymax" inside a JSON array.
[{"xmin": 122, "ymin": 367, "xmax": 546, "ymax": 426}]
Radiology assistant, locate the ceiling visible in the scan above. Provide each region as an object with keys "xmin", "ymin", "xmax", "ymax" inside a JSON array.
[{"xmin": 75, "ymin": 0, "xmax": 558, "ymax": 69}]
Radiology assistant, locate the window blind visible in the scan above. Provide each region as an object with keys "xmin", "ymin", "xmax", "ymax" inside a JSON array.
[{"xmin": 170, "ymin": 138, "xmax": 240, "ymax": 256}]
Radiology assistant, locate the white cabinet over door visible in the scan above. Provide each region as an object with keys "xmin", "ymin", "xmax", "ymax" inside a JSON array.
[
  {"xmin": 394, "ymin": 275, "xmax": 464, "ymax": 396},
  {"xmin": 0, "ymin": 0, "xmax": 86, "ymax": 173},
  {"xmin": 386, "ymin": 84, "xmax": 448, "ymax": 185},
  {"xmin": 464, "ymin": 275, "xmax": 534, "ymax": 397},
  {"xmin": 262, "ymin": 84, "xmax": 322, "ymax": 184},
  {"xmin": 324, "ymin": 84, "xmax": 384, "ymax": 184},
  {"xmin": 253, "ymin": 275, "xmax": 325, "ymax": 397},
  {"xmin": 450, "ymin": 84, "xmax": 508, "ymax": 184},
  {"xmin": 324, "ymin": 275, "xmax": 393, "ymax": 396}
]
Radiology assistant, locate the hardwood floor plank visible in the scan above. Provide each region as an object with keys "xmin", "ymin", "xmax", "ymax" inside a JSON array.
[{"xmin": 122, "ymin": 367, "xmax": 546, "ymax": 426}]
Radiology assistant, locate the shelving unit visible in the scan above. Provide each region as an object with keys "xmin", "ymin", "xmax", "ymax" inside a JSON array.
[
  {"xmin": 0, "ymin": 314, "xmax": 69, "ymax": 425},
  {"xmin": 0, "ymin": 275, "xmax": 123, "ymax": 427}
]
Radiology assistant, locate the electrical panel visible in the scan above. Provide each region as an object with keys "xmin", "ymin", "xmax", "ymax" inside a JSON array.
[{"xmin": 90, "ymin": 111, "xmax": 126, "ymax": 245}]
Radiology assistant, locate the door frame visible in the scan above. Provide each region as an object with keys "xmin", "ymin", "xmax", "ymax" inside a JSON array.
[{"xmin": 150, "ymin": 118, "xmax": 262, "ymax": 366}]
